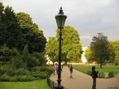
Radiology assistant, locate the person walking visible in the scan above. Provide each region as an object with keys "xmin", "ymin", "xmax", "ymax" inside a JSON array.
[
  {"xmin": 52, "ymin": 64, "xmax": 56, "ymax": 75},
  {"xmin": 70, "ymin": 64, "xmax": 73, "ymax": 78},
  {"xmin": 91, "ymin": 66, "xmax": 98, "ymax": 89}
]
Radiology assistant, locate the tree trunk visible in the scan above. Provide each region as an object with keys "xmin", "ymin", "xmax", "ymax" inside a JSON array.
[
  {"xmin": 65, "ymin": 58, "xmax": 67, "ymax": 65},
  {"xmin": 100, "ymin": 63, "xmax": 103, "ymax": 69}
]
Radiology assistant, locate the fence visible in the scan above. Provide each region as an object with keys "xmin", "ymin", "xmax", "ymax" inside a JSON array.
[{"xmin": 47, "ymin": 75, "xmax": 67, "ymax": 89}]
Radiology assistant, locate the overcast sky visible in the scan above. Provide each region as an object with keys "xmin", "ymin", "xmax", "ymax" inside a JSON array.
[{"xmin": 1, "ymin": 0, "xmax": 119, "ymax": 46}]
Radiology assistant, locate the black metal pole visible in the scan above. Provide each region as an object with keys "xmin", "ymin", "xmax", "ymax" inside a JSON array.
[
  {"xmin": 92, "ymin": 78, "xmax": 96, "ymax": 89},
  {"xmin": 55, "ymin": 28, "xmax": 63, "ymax": 89}
]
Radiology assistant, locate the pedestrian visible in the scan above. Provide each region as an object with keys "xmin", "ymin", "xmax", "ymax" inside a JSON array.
[
  {"xmin": 70, "ymin": 64, "xmax": 73, "ymax": 78},
  {"xmin": 91, "ymin": 66, "xmax": 98, "ymax": 89},
  {"xmin": 52, "ymin": 64, "xmax": 56, "ymax": 75},
  {"xmin": 56, "ymin": 64, "xmax": 59, "ymax": 75},
  {"xmin": 61, "ymin": 63, "xmax": 63, "ymax": 69}
]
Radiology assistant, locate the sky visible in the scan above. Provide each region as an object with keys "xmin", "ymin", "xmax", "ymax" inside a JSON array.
[{"xmin": 1, "ymin": 0, "xmax": 119, "ymax": 47}]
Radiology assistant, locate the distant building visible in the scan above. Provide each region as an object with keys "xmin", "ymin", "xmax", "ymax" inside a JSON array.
[
  {"xmin": 45, "ymin": 55, "xmax": 53, "ymax": 65},
  {"xmin": 81, "ymin": 47, "xmax": 88, "ymax": 63}
]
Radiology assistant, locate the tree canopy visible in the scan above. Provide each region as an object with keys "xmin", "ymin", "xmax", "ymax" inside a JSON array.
[
  {"xmin": 16, "ymin": 12, "xmax": 46, "ymax": 53},
  {"xmin": 90, "ymin": 33, "xmax": 114, "ymax": 68},
  {"xmin": 0, "ymin": 2, "xmax": 47, "ymax": 68},
  {"xmin": 110, "ymin": 40, "xmax": 119, "ymax": 64},
  {"xmin": 46, "ymin": 25, "xmax": 82, "ymax": 63}
]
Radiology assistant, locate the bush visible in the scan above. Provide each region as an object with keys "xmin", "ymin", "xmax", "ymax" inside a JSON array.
[
  {"xmin": 15, "ymin": 75, "xmax": 34, "ymax": 81},
  {"xmin": 0, "ymin": 68, "xmax": 7, "ymax": 75},
  {"xmin": 0, "ymin": 74, "xmax": 34, "ymax": 81},
  {"xmin": 0, "ymin": 68, "xmax": 15, "ymax": 76},
  {"xmin": 109, "ymin": 72, "xmax": 114, "ymax": 77},
  {"xmin": 32, "ymin": 66, "xmax": 49, "ymax": 72},
  {"xmin": 98, "ymin": 72, "xmax": 104, "ymax": 78},
  {"xmin": 0, "ymin": 68, "xmax": 31, "ymax": 76},
  {"xmin": 39, "ymin": 66, "xmax": 49, "ymax": 71},
  {"xmin": 87, "ymin": 71, "xmax": 91, "ymax": 75},
  {"xmin": 0, "ymin": 74, "xmax": 11, "ymax": 81},
  {"xmin": 5, "ymin": 68, "xmax": 16, "ymax": 76},
  {"xmin": 32, "ymin": 72, "xmax": 47, "ymax": 79},
  {"xmin": 15, "ymin": 68, "xmax": 30, "ymax": 75}
]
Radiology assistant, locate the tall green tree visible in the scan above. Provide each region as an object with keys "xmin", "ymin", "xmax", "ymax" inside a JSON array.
[
  {"xmin": 110, "ymin": 40, "xmax": 119, "ymax": 64},
  {"xmin": 0, "ymin": 3, "xmax": 23, "ymax": 50},
  {"xmin": 90, "ymin": 33, "xmax": 112, "ymax": 68},
  {"xmin": 46, "ymin": 37, "xmax": 58, "ymax": 63},
  {"xmin": 46, "ymin": 26, "xmax": 82, "ymax": 63},
  {"xmin": 16, "ymin": 12, "xmax": 46, "ymax": 53},
  {"xmin": 85, "ymin": 48, "xmax": 94, "ymax": 62}
]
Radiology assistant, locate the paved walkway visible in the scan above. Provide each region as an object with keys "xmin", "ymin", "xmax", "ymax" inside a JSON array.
[{"xmin": 50, "ymin": 66, "xmax": 119, "ymax": 89}]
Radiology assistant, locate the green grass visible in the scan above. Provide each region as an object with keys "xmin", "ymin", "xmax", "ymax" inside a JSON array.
[
  {"xmin": 0, "ymin": 79, "xmax": 50, "ymax": 89},
  {"xmin": 73, "ymin": 65, "xmax": 119, "ymax": 78}
]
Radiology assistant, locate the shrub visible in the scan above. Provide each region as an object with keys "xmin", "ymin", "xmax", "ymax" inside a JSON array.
[
  {"xmin": 0, "ymin": 68, "xmax": 7, "ymax": 75},
  {"xmin": 98, "ymin": 72, "xmax": 104, "ymax": 78},
  {"xmin": 0, "ymin": 74, "xmax": 34, "ymax": 81},
  {"xmin": 32, "ymin": 72, "xmax": 47, "ymax": 79},
  {"xmin": 15, "ymin": 68, "xmax": 30, "ymax": 75},
  {"xmin": 15, "ymin": 75, "xmax": 34, "ymax": 81},
  {"xmin": 5, "ymin": 68, "xmax": 16, "ymax": 76},
  {"xmin": 39, "ymin": 66, "xmax": 49, "ymax": 72},
  {"xmin": 109, "ymin": 72, "xmax": 114, "ymax": 77},
  {"xmin": 0, "ymin": 74, "xmax": 11, "ymax": 81},
  {"xmin": 87, "ymin": 71, "xmax": 92, "ymax": 75}
]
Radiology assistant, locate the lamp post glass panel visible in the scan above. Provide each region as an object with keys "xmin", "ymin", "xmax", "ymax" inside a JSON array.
[{"xmin": 55, "ymin": 7, "xmax": 67, "ymax": 89}]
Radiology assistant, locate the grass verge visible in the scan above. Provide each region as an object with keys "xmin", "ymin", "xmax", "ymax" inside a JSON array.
[
  {"xmin": 73, "ymin": 65, "xmax": 119, "ymax": 78},
  {"xmin": 0, "ymin": 79, "xmax": 50, "ymax": 89}
]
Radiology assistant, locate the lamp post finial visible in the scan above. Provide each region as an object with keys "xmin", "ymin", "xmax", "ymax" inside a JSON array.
[{"xmin": 59, "ymin": 6, "xmax": 64, "ymax": 14}]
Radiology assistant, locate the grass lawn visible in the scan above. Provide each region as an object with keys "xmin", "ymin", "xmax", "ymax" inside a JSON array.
[
  {"xmin": 0, "ymin": 79, "xmax": 50, "ymax": 89},
  {"xmin": 73, "ymin": 65, "xmax": 119, "ymax": 78}
]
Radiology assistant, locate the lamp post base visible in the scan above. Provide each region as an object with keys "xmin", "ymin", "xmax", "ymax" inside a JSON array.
[{"xmin": 55, "ymin": 84, "xmax": 63, "ymax": 89}]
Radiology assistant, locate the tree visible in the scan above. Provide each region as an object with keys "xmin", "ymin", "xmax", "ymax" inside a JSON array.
[
  {"xmin": 0, "ymin": 4, "xmax": 23, "ymax": 50},
  {"xmin": 45, "ymin": 37, "xmax": 58, "ymax": 63},
  {"xmin": 85, "ymin": 48, "xmax": 94, "ymax": 62},
  {"xmin": 10, "ymin": 48, "xmax": 24, "ymax": 69},
  {"xmin": 90, "ymin": 33, "xmax": 112, "ymax": 68},
  {"xmin": 16, "ymin": 12, "xmax": 46, "ymax": 53},
  {"xmin": 46, "ymin": 26, "xmax": 82, "ymax": 63},
  {"xmin": 31, "ymin": 52, "xmax": 46, "ymax": 66},
  {"xmin": 0, "ymin": 44, "xmax": 11, "ymax": 62},
  {"xmin": 110, "ymin": 40, "xmax": 119, "ymax": 64}
]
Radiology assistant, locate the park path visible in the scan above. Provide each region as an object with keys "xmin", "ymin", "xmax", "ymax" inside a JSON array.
[{"xmin": 50, "ymin": 66, "xmax": 119, "ymax": 89}]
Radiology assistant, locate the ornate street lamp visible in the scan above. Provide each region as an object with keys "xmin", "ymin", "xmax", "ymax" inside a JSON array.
[{"xmin": 55, "ymin": 7, "xmax": 67, "ymax": 89}]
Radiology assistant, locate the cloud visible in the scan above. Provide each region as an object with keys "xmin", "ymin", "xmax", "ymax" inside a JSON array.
[
  {"xmin": 80, "ymin": 35, "xmax": 92, "ymax": 40},
  {"xmin": 1, "ymin": 0, "xmax": 119, "ymax": 46}
]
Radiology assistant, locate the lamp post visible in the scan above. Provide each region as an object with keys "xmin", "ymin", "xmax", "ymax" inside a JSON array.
[{"xmin": 55, "ymin": 7, "xmax": 67, "ymax": 89}]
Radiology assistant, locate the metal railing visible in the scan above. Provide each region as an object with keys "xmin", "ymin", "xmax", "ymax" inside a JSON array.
[{"xmin": 46, "ymin": 75, "xmax": 67, "ymax": 89}]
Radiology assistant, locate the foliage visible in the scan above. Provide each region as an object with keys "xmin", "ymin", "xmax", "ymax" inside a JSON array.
[
  {"xmin": 46, "ymin": 26, "xmax": 82, "ymax": 63},
  {"xmin": 0, "ymin": 44, "xmax": 12, "ymax": 62},
  {"xmin": 90, "ymin": 33, "xmax": 113, "ymax": 68},
  {"xmin": 45, "ymin": 37, "xmax": 58, "ymax": 63},
  {"xmin": 0, "ymin": 66, "xmax": 52, "ymax": 81},
  {"xmin": 0, "ymin": 74, "xmax": 34, "ymax": 81},
  {"xmin": 31, "ymin": 66, "xmax": 52, "ymax": 79},
  {"xmin": 31, "ymin": 52, "xmax": 46, "ymax": 66},
  {"xmin": 16, "ymin": 12, "xmax": 46, "ymax": 53},
  {"xmin": 0, "ymin": 3, "xmax": 23, "ymax": 50},
  {"xmin": 110, "ymin": 40, "xmax": 119, "ymax": 64},
  {"xmin": 10, "ymin": 48, "xmax": 24, "ymax": 69},
  {"xmin": 0, "ymin": 3, "xmax": 46, "ymax": 53},
  {"xmin": 73, "ymin": 65, "xmax": 119, "ymax": 78},
  {"xmin": 22, "ymin": 45, "xmax": 47, "ymax": 68},
  {"xmin": 0, "ymin": 67, "xmax": 30, "ymax": 76},
  {"xmin": 85, "ymin": 48, "xmax": 94, "ymax": 62},
  {"xmin": 32, "ymin": 73, "xmax": 47, "ymax": 79}
]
